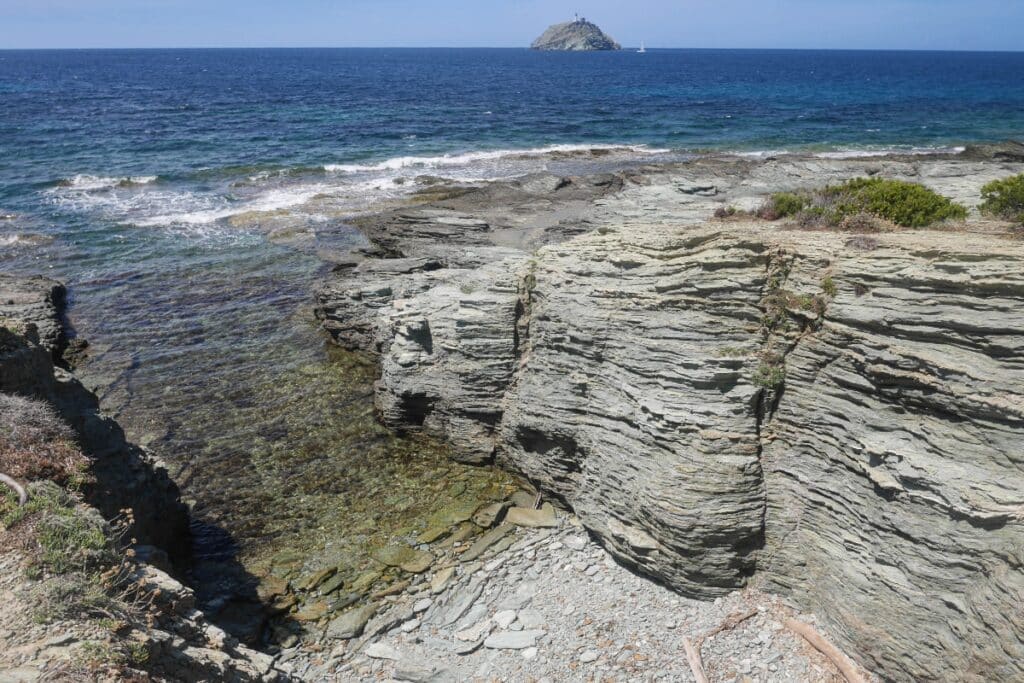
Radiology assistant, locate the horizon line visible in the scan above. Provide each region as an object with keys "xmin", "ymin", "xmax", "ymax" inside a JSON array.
[{"xmin": 2, "ymin": 46, "xmax": 1023, "ymax": 54}]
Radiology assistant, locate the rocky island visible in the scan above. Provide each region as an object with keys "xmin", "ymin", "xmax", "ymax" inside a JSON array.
[{"xmin": 531, "ymin": 15, "xmax": 621, "ymax": 51}]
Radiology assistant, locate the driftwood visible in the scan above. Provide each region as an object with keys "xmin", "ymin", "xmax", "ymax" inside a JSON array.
[
  {"xmin": 785, "ymin": 618, "xmax": 867, "ymax": 683},
  {"xmin": 682, "ymin": 607, "xmax": 758, "ymax": 682},
  {"xmin": 699, "ymin": 608, "xmax": 759, "ymax": 646},
  {"xmin": 682, "ymin": 636, "xmax": 709, "ymax": 683},
  {"xmin": 0, "ymin": 473, "xmax": 28, "ymax": 507}
]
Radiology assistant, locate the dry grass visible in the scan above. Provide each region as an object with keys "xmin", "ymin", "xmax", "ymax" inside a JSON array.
[{"xmin": 0, "ymin": 394, "xmax": 92, "ymax": 487}]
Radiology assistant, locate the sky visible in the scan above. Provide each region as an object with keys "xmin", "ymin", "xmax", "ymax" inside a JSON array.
[{"xmin": 0, "ymin": 0, "xmax": 1021, "ymax": 51}]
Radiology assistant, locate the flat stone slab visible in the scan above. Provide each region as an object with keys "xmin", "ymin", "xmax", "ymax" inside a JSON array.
[
  {"xmin": 326, "ymin": 604, "xmax": 377, "ymax": 640},
  {"xmin": 505, "ymin": 504, "xmax": 558, "ymax": 529},
  {"xmin": 372, "ymin": 545, "xmax": 434, "ymax": 574},
  {"xmin": 483, "ymin": 629, "xmax": 546, "ymax": 650}
]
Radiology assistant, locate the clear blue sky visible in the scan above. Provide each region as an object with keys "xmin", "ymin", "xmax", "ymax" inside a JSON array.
[{"xmin": 1, "ymin": 0, "xmax": 1021, "ymax": 51}]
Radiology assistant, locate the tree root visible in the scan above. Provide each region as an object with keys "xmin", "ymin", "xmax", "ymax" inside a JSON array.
[
  {"xmin": 0, "ymin": 472, "xmax": 28, "ymax": 507},
  {"xmin": 785, "ymin": 618, "xmax": 867, "ymax": 683}
]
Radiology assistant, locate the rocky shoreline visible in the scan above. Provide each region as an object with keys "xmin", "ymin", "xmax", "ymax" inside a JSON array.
[
  {"xmin": 0, "ymin": 275, "xmax": 288, "ymax": 680},
  {"xmin": 314, "ymin": 147, "xmax": 1024, "ymax": 681},
  {"xmin": 3, "ymin": 145, "xmax": 1023, "ymax": 681}
]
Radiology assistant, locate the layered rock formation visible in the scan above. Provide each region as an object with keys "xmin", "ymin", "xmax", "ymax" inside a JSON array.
[
  {"xmin": 531, "ymin": 19, "xmax": 621, "ymax": 51},
  {"xmin": 316, "ymin": 153, "xmax": 1024, "ymax": 681}
]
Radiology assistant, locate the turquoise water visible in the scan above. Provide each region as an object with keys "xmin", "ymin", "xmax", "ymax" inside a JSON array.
[{"xmin": 1, "ymin": 48, "xmax": 1022, "ymax": 569}]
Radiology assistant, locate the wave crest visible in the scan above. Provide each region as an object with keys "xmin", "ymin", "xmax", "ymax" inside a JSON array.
[
  {"xmin": 323, "ymin": 144, "xmax": 671, "ymax": 174},
  {"xmin": 54, "ymin": 175, "xmax": 159, "ymax": 191}
]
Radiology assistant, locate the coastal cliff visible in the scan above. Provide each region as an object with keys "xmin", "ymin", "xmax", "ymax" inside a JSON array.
[
  {"xmin": 531, "ymin": 19, "xmax": 621, "ymax": 51},
  {"xmin": 0, "ymin": 275, "xmax": 287, "ymax": 681},
  {"xmin": 316, "ymin": 151, "xmax": 1024, "ymax": 681}
]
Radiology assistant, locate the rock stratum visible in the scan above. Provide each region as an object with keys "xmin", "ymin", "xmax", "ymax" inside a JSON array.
[
  {"xmin": 317, "ymin": 151, "xmax": 1024, "ymax": 681},
  {"xmin": 531, "ymin": 19, "xmax": 621, "ymax": 51}
]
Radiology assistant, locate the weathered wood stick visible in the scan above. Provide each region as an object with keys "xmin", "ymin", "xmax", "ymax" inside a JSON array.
[
  {"xmin": 0, "ymin": 473, "xmax": 28, "ymax": 507},
  {"xmin": 682, "ymin": 636, "xmax": 709, "ymax": 683},
  {"xmin": 785, "ymin": 618, "xmax": 867, "ymax": 683},
  {"xmin": 701, "ymin": 607, "xmax": 759, "ymax": 644}
]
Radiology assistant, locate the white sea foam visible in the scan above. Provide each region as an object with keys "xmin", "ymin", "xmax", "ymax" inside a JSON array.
[
  {"xmin": 135, "ymin": 185, "xmax": 326, "ymax": 227},
  {"xmin": 728, "ymin": 146, "xmax": 965, "ymax": 160},
  {"xmin": 54, "ymin": 175, "xmax": 159, "ymax": 191},
  {"xmin": 323, "ymin": 144, "xmax": 671, "ymax": 174},
  {"xmin": 813, "ymin": 146, "xmax": 965, "ymax": 159}
]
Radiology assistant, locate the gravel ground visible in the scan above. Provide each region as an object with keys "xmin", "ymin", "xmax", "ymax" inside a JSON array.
[{"xmin": 295, "ymin": 512, "xmax": 870, "ymax": 682}]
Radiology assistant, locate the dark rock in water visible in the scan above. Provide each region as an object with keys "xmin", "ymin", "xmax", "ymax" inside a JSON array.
[
  {"xmin": 531, "ymin": 18, "xmax": 621, "ymax": 51},
  {"xmin": 960, "ymin": 140, "xmax": 1024, "ymax": 162}
]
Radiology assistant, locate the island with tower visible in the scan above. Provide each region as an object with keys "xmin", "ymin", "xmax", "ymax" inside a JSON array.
[{"xmin": 530, "ymin": 14, "xmax": 621, "ymax": 51}]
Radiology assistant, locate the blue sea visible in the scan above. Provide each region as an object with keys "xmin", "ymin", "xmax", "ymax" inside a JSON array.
[{"xmin": 2, "ymin": 48, "xmax": 1023, "ymax": 564}]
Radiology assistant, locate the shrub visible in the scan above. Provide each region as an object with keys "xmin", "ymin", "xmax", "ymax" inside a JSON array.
[
  {"xmin": 820, "ymin": 178, "xmax": 967, "ymax": 228},
  {"xmin": 979, "ymin": 174, "xmax": 1024, "ymax": 224},
  {"xmin": 758, "ymin": 192, "xmax": 807, "ymax": 221},
  {"xmin": 761, "ymin": 178, "xmax": 966, "ymax": 230},
  {"xmin": 753, "ymin": 362, "xmax": 786, "ymax": 389},
  {"xmin": 821, "ymin": 276, "xmax": 838, "ymax": 297}
]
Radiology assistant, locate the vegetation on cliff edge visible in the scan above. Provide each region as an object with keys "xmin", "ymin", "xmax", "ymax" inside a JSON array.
[{"xmin": 753, "ymin": 178, "xmax": 967, "ymax": 229}]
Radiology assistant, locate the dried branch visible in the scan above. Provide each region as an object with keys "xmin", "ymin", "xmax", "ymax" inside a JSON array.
[
  {"xmin": 682, "ymin": 636, "xmax": 709, "ymax": 683},
  {"xmin": 0, "ymin": 472, "xmax": 27, "ymax": 506},
  {"xmin": 785, "ymin": 618, "xmax": 867, "ymax": 683}
]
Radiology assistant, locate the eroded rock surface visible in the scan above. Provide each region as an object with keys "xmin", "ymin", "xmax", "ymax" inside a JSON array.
[{"xmin": 315, "ymin": 153, "xmax": 1024, "ymax": 681}]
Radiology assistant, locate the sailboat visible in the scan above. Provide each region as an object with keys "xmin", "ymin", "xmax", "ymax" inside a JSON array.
[{"xmin": 637, "ymin": 41, "xmax": 646, "ymax": 54}]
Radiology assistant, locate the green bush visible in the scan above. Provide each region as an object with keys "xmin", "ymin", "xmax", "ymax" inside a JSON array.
[
  {"xmin": 772, "ymin": 192, "xmax": 808, "ymax": 218},
  {"xmin": 979, "ymin": 174, "xmax": 1024, "ymax": 224},
  {"xmin": 821, "ymin": 178, "xmax": 967, "ymax": 228},
  {"xmin": 758, "ymin": 192, "xmax": 808, "ymax": 221}
]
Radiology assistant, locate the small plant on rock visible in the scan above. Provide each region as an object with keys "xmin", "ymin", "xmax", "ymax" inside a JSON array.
[
  {"xmin": 979, "ymin": 173, "xmax": 1024, "ymax": 225},
  {"xmin": 757, "ymin": 192, "xmax": 808, "ymax": 221}
]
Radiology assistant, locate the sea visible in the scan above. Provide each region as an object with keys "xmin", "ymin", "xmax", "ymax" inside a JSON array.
[{"xmin": 2, "ymin": 48, "xmax": 1023, "ymax": 581}]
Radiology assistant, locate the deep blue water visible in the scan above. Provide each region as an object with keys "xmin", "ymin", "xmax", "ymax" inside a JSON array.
[{"xmin": 1, "ymin": 47, "xmax": 1023, "ymax": 559}]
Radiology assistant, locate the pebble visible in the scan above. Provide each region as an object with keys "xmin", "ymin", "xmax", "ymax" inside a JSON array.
[
  {"xmin": 317, "ymin": 521, "xmax": 856, "ymax": 682},
  {"xmin": 365, "ymin": 643, "xmax": 401, "ymax": 660},
  {"xmin": 493, "ymin": 610, "xmax": 517, "ymax": 629},
  {"xmin": 517, "ymin": 609, "xmax": 543, "ymax": 629},
  {"xmin": 563, "ymin": 535, "xmax": 587, "ymax": 551}
]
